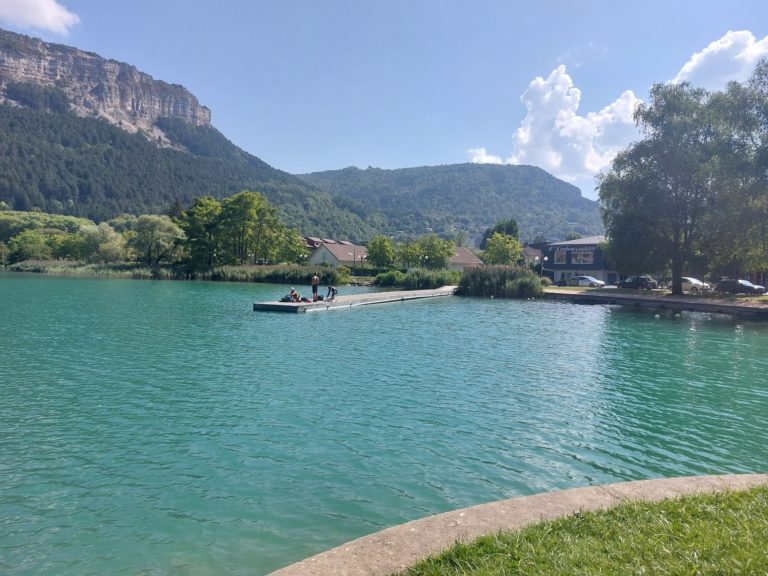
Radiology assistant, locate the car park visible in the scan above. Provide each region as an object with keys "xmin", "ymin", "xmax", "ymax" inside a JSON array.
[
  {"xmin": 617, "ymin": 275, "xmax": 658, "ymax": 289},
  {"xmin": 681, "ymin": 277, "xmax": 711, "ymax": 294},
  {"xmin": 714, "ymin": 279, "xmax": 766, "ymax": 295},
  {"xmin": 568, "ymin": 275, "xmax": 605, "ymax": 287}
]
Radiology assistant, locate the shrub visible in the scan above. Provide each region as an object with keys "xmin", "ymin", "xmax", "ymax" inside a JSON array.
[
  {"xmin": 374, "ymin": 270, "xmax": 406, "ymax": 286},
  {"xmin": 458, "ymin": 265, "xmax": 544, "ymax": 299}
]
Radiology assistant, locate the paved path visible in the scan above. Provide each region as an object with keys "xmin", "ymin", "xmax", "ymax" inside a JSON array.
[
  {"xmin": 269, "ymin": 474, "xmax": 768, "ymax": 576},
  {"xmin": 544, "ymin": 288, "xmax": 768, "ymax": 319}
]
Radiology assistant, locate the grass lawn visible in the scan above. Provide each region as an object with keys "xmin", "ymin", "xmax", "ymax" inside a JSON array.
[{"xmin": 397, "ymin": 486, "xmax": 768, "ymax": 576}]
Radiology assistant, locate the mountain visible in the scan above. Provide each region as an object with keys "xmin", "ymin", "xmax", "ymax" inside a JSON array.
[
  {"xmin": 299, "ymin": 164, "xmax": 604, "ymax": 242},
  {"xmin": 0, "ymin": 28, "xmax": 372, "ymax": 240}
]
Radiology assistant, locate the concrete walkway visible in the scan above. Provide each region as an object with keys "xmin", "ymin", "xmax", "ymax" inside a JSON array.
[
  {"xmin": 269, "ymin": 474, "xmax": 768, "ymax": 575},
  {"xmin": 544, "ymin": 288, "xmax": 768, "ymax": 319}
]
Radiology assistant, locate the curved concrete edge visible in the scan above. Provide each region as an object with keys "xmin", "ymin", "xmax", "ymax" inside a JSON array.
[{"xmin": 268, "ymin": 474, "xmax": 768, "ymax": 576}]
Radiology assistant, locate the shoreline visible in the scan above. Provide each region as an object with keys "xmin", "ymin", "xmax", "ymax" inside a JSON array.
[
  {"xmin": 544, "ymin": 287, "xmax": 768, "ymax": 319},
  {"xmin": 269, "ymin": 474, "xmax": 768, "ymax": 576}
]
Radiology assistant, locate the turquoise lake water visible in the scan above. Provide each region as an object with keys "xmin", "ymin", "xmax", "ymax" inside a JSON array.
[{"xmin": 1, "ymin": 274, "xmax": 767, "ymax": 575}]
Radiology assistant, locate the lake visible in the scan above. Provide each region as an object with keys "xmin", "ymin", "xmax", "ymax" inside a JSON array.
[{"xmin": 1, "ymin": 274, "xmax": 767, "ymax": 575}]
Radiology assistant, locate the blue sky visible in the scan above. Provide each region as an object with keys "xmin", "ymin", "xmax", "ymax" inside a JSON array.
[{"xmin": 2, "ymin": 1, "xmax": 768, "ymax": 199}]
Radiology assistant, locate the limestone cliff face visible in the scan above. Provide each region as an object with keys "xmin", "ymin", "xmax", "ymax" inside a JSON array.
[{"xmin": 0, "ymin": 28, "xmax": 211, "ymax": 135}]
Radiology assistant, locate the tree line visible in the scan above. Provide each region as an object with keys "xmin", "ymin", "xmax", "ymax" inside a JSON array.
[
  {"xmin": 2, "ymin": 195, "xmax": 532, "ymax": 276},
  {"xmin": 0, "ymin": 191, "xmax": 307, "ymax": 269}
]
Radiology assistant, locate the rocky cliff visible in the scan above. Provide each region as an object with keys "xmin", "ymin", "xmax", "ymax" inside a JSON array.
[{"xmin": 0, "ymin": 28, "xmax": 210, "ymax": 138}]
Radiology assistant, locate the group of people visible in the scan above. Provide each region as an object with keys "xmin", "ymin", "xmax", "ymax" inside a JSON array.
[{"xmin": 286, "ymin": 274, "xmax": 337, "ymax": 303}]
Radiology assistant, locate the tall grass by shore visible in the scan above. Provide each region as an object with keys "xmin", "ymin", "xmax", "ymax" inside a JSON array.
[
  {"xmin": 458, "ymin": 265, "xmax": 544, "ymax": 299},
  {"xmin": 4, "ymin": 260, "xmax": 349, "ymax": 286},
  {"xmin": 374, "ymin": 269, "xmax": 461, "ymax": 290}
]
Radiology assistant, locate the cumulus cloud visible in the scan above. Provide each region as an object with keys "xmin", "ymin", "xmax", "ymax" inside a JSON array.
[
  {"xmin": 469, "ymin": 30, "xmax": 768, "ymax": 199},
  {"xmin": 467, "ymin": 148, "xmax": 502, "ymax": 164},
  {"xmin": 673, "ymin": 30, "xmax": 768, "ymax": 90},
  {"xmin": 469, "ymin": 65, "xmax": 641, "ymax": 197},
  {"xmin": 0, "ymin": 0, "xmax": 80, "ymax": 35}
]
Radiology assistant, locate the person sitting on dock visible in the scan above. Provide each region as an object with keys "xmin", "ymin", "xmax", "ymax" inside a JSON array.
[
  {"xmin": 289, "ymin": 287, "xmax": 301, "ymax": 302},
  {"xmin": 326, "ymin": 286, "xmax": 338, "ymax": 301}
]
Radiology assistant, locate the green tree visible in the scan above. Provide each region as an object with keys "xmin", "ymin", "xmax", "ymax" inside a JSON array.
[
  {"xmin": 483, "ymin": 232, "xmax": 522, "ymax": 265},
  {"xmin": 366, "ymin": 235, "xmax": 396, "ymax": 268},
  {"xmin": 418, "ymin": 234, "xmax": 455, "ymax": 270},
  {"xmin": 480, "ymin": 218, "xmax": 519, "ymax": 249},
  {"xmin": 128, "ymin": 215, "xmax": 185, "ymax": 265},
  {"xmin": 80, "ymin": 222, "xmax": 128, "ymax": 263},
  {"xmin": 702, "ymin": 61, "xmax": 768, "ymax": 276},
  {"xmin": 599, "ymin": 82, "xmax": 716, "ymax": 295},
  {"xmin": 219, "ymin": 190, "xmax": 283, "ymax": 265},
  {"xmin": 397, "ymin": 242, "xmax": 423, "ymax": 269},
  {"xmin": 275, "ymin": 228, "xmax": 308, "ymax": 264},
  {"xmin": 178, "ymin": 196, "xmax": 222, "ymax": 270},
  {"xmin": 8, "ymin": 229, "xmax": 52, "ymax": 262},
  {"xmin": 50, "ymin": 230, "xmax": 88, "ymax": 260}
]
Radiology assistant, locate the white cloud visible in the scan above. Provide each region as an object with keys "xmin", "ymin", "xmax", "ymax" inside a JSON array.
[
  {"xmin": 0, "ymin": 0, "xmax": 80, "ymax": 35},
  {"xmin": 467, "ymin": 148, "xmax": 502, "ymax": 164},
  {"xmin": 673, "ymin": 30, "xmax": 768, "ymax": 90},
  {"xmin": 469, "ymin": 30, "xmax": 768, "ymax": 200},
  {"xmin": 469, "ymin": 65, "xmax": 641, "ymax": 198}
]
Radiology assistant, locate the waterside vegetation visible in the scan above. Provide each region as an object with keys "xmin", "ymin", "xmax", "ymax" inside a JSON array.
[{"xmin": 398, "ymin": 485, "xmax": 768, "ymax": 576}]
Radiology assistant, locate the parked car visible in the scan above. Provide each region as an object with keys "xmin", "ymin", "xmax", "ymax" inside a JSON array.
[
  {"xmin": 681, "ymin": 277, "xmax": 711, "ymax": 294},
  {"xmin": 714, "ymin": 279, "xmax": 767, "ymax": 295},
  {"xmin": 569, "ymin": 275, "xmax": 605, "ymax": 288},
  {"xmin": 617, "ymin": 275, "xmax": 658, "ymax": 289}
]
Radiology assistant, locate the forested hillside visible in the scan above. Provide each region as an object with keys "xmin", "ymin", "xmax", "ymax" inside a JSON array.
[
  {"xmin": 300, "ymin": 164, "xmax": 603, "ymax": 242},
  {"xmin": 0, "ymin": 101, "xmax": 372, "ymax": 241}
]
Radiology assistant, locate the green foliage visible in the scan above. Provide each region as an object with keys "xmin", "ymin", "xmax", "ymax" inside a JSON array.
[
  {"xmin": 458, "ymin": 266, "xmax": 544, "ymax": 299},
  {"xmin": 127, "ymin": 215, "xmax": 185, "ymax": 265},
  {"xmin": 483, "ymin": 232, "xmax": 522, "ymax": 265},
  {"xmin": 399, "ymin": 486, "xmax": 768, "ymax": 576},
  {"xmin": 480, "ymin": 217, "xmax": 519, "ymax": 249},
  {"xmin": 397, "ymin": 242, "xmax": 423, "ymax": 268},
  {"xmin": 0, "ymin": 210, "xmax": 93, "ymax": 243},
  {"xmin": 366, "ymin": 235, "xmax": 396, "ymax": 268},
  {"xmin": 5, "ymin": 82, "xmax": 69, "ymax": 113},
  {"xmin": 600, "ymin": 60, "xmax": 768, "ymax": 293},
  {"xmin": 418, "ymin": 234, "xmax": 455, "ymax": 270},
  {"xmin": 177, "ymin": 196, "xmax": 222, "ymax": 270},
  {"xmin": 0, "ymin": 104, "xmax": 372, "ymax": 240},
  {"xmin": 373, "ymin": 270, "xmax": 406, "ymax": 286},
  {"xmin": 399, "ymin": 269, "xmax": 460, "ymax": 290},
  {"xmin": 204, "ymin": 265, "xmax": 347, "ymax": 285},
  {"xmin": 8, "ymin": 229, "xmax": 52, "ymax": 262},
  {"xmin": 300, "ymin": 164, "xmax": 603, "ymax": 241}
]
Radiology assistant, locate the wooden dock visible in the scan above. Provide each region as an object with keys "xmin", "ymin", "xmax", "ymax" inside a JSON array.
[
  {"xmin": 544, "ymin": 288, "xmax": 768, "ymax": 319},
  {"xmin": 253, "ymin": 286, "xmax": 458, "ymax": 313}
]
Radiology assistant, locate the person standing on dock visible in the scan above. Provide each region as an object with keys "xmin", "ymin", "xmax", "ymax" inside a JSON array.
[
  {"xmin": 326, "ymin": 286, "xmax": 338, "ymax": 301},
  {"xmin": 311, "ymin": 273, "xmax": 320, "ymax": 301}
]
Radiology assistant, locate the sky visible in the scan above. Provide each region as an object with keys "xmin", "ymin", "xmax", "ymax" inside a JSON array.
[{"xmin": 2, "ymin": 1, "xmax": 768, "ymax": 200}]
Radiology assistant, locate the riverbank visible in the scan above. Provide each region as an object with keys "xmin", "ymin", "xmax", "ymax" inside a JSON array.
[{"xmin": 544, "ymin": 286, "xmax": 768, "ymax": 319}]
